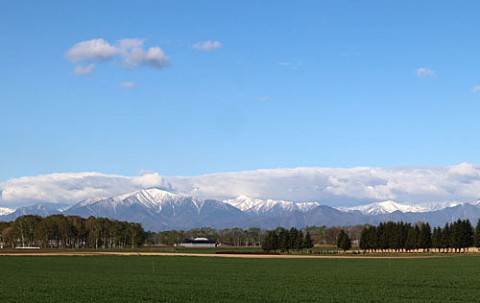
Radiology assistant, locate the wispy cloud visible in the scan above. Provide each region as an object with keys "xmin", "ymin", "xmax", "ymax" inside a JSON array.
[
  {"xmin": 193, "ymin": 40, "xmax": 222, "ymax": 51},
  {"xmin": 279, "ymin": 61, "xmax": 303, "ymax": 70},
  {"xmin": 66, "ymin": 38, "xmax": 169, "ymax": 74},
  {"xmin": 73, "ymin": 64, "xmax": 95, "ymax": 75},
  {"xmin": 259, "ymin": 95, "xmax": 270, "ymax": 102},
  {"xmin": 120, "ymin": 81, "xmax": 135, "ymax": 89},
  {"xmin": 118, "ymin": 38, "xmax": 145, "ymax": 49},
  {"xmin": 472, "ymin": 85, "xmax": 480, "ymax": 93},
  {"xmin": 416, "ymin": 67, "xmax": 435, "ymax": 78}
]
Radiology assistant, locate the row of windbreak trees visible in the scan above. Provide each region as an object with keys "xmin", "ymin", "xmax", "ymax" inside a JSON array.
[
  {"xmin": 261, "ymin": 227, "xmax": 314, "ymax": 252},
  {"xmin": 149, "ymin": 225, "xmax": 366, "ymax": 247},
  {"xmin": 0, "ymin": 215, "xmax": 145, "ymax": 249},
  {"xmin": 360, "ymin": 220, "xmax": 480, "ymax": 253},
  {"xmin": 149, "ymin": 227, "xmax": 264, "ymax": 247}
]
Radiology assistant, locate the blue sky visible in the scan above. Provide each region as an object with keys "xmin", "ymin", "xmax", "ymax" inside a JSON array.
[{"xmin": 1, "ymin": 1, "xmax": 480, "ymax": 181}]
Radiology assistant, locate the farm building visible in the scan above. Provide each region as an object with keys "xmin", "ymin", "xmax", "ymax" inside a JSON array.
[{"xmin": 178, "ymin": 237, "xmax": 217, "ymax": 248}]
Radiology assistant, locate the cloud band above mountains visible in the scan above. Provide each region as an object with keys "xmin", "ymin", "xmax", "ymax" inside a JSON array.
[
  {"xmin": 1, "ymin": 163, "xmax": 480, "ymax": 207},
  {"xmin": 0, "ymin": 172, "xmax": 172, "ymax": 207}
]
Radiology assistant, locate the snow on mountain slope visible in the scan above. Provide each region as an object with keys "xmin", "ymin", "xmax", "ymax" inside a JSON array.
[
  {"xmin": 0, "ymin": 207, "xmax": 14, "ymax": 216},
  {"xmin": 4, "ymin": 187, "xmax": 480, "ymax": 231},
  {"xmin": 3, "ymin": 203, "xmax": 62, "ymax": 220},
  {"xmin": 112, "ymin": 188, "xmax": 189, "ymax": 209},
  {"xmin": 113, "ymin": 188, "xmax": 179, "ymax": 203},
  {"xmin": 224, "ymin": 195, "xmax": 321, "ymax": 215},
  {"xmin": 417, "ymin": 201, "xmax": 463, "ymax": 211},
  {"xmin": 471, "ymin": 199, "xmax": 480, "ymax": 207},
  {"xmin": 69, "ymin": 188, "xmax": 193, "ymax": 214},
  {"xmin": 76, "ymin": 196, "xmax": 108, "ymax": 207},
  {"xmin": 65, "ymin": 188, "xmax": 246, "ymax": 231},
  {"xmin": 340, "ymin": 200, "xmax": 429, "ymax": 215}
]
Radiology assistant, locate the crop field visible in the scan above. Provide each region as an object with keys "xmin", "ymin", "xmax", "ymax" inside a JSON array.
[{"xmin": 1, "ymin": 255, "xmax": 480, "ymax": 302}]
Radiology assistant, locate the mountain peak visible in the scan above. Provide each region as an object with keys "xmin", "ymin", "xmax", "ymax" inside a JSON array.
[
  {"xmin": 235, "ymin": 195, "xmax": 253, "ymax": 201},
  {"xmin": 471, "ymin": 199, "xmax": 480, "ymax": 207},
  {"xmin": 5, "ymin": 188, "xmax": 480, "ymax": 231},
  {"xmin": 141, "ymin": 188, "xmax": 180, "ymax": 199},
  {"xmin": 341, "ymin": 200, "xmax": 429, "ymax": 215},
  {"xmin": 224, "ymin": 196, "xmax": 320, "ymax": 215},
  {"xmin": 113, "ymin": 188, "xmax": 180, "ymax": 203},
  {"xmin": 77, "ymin": 196, "xmax": 108, "ymax": 206}
]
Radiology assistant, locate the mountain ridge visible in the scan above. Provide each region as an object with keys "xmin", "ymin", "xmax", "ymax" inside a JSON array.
[{"xmin": 2, "ymin": 188, "xmax": 480, "ymax": 231}]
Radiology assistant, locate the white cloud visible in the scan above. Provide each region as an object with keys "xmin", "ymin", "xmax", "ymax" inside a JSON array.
[
  {"xmin": 416, "ymin": 67, "xmax": 435, "ymax": 78},
  {"xmin": 193, "ymin": 40, "xmax": 222, "ymax": 51},
  {"xmin": 65, "ymin": 38, "xmax": 169, "ymax": 73},
  {"xmin": 120, "ymin": 81, "xmax": 135, "ymax": 89},
  {"xmin": 448, "ymin": 162, "xmax": 479, "ymax": 177},
  {"xmin": 472, "ymin": 86, "xmax": 480, "ymax": 93},
  {"xmin": 168, "ymin": 163, "xmax": 480, "ymax": 205},
  {"xmin": 259, "ymin": 95, "xmax": 270, "ymax": 101},
  {"xmin": 118, "ymin": 38, "xmax": 145, "ymax": 49},
  {"xmin": 0, "ymin": 172, "xmax": 172, "ymax": 207},
  {"xmin": 139, "ymin": 47, "xmax": 169, "ymax": 68},
  {"xmin": 119, "ymin": 43, "xmax": 169, "ymax": 69},
  {"xmin": 73, "ymin": 64, "xmax": 95, "ymax": 75},
  {"xmin": 133, "ymin": 172, "xmax": 166, "ymax": 188},
  {"xmin": 66, "ymin": 38, "xmax": 119, "ymax": 62},
  {"xmin": 3, "ymin": 163, "xmax": 480, "ymax": 208}
]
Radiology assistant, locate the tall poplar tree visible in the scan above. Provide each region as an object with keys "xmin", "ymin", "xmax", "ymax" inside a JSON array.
[
  {"xmin": 474, "ymin": 219, "xmax": 480, "ymax": 249},
  {"xmin": 303, "ymin": 232, "xmax": 314, "ymax": 249},
  {"xmin": 337, "ymin": 230, "xmax": 351, "ymax": 251}
]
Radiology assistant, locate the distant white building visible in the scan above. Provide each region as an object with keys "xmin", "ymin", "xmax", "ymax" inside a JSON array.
[{"xmin": 178, "ymin": 237, "xmax": 217, "ymax": 248}]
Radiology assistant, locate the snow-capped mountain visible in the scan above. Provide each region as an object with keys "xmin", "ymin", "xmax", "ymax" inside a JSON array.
[
  {"xmin": 416, "ymin": 201, "xmax": 464, "ymax": 212},
  {"xmin": 0, "ymin": 207, "xmax": 14, "ymax": 216},
  {"xmin": 340, "ymin": 200, "xmax": 429, "ymax": 215},
  {"xmin": 68, "ymin": 188, "xmax": 188, "ymax": 214},
  {"xmin": 65, "ymin": 188, "xmax": 246, "ymax": 231},
  {"xmin": 471, "ymin": 199, "xmax": 480, "ymax": 207},
  {"xmin": 1, "ymin": 203, "xmax": 62, "ymax": 221},
  {"xmin": 224, "ymin": 195, "xmax": 321, "ymax": 216},
  {"xmin": 340, "ymin": 200, "xmax": 468, "ymax": 215},
  {"xmin": 3, "ymin": 189, "xmax": 480, "ymax": 231}
]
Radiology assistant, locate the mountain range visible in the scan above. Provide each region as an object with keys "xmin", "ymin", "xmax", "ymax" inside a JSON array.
[{"xmin": 1, "ymin": 188, "xmax": 480, "ymax": 231}]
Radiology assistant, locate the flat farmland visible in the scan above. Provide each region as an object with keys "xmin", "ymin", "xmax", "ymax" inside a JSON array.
[{"xmin": 1, "ymin": 255, "xmax": 479, "ymax": 302}]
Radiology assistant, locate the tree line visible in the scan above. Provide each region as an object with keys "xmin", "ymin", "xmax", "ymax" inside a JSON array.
[
  {"xmin": 11, "ymin": 215, "xmax": 480, "ymax": 253},
  {"xmin": 147, "ymin": 227, "xmax": 263, "ymax": 247},
  {"xmin": 261, "ymin": 227, "xmax": 314, "ymax": 252},
  {"xmin": 146, "ymin": 225, "xmax": 360, "ymax": 247},
  {"xmin": 148, "ymin": 226, "xmax": 362, "ymax": 251},
  {"xmin": 0, "ymin": 215, "xmax": 145, "ymax": 249},
  {"xmin": 360, "ymin": 220, "xmax": 480, "ymax": 253},
  {"xmin": 0, "ymin": 218, "xmax": 363, "ymax": 249}
]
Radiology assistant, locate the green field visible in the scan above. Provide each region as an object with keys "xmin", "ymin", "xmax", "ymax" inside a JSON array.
[{"xmin": 1, "ymin": 255, "xmax": 480, "ymax": 302}]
